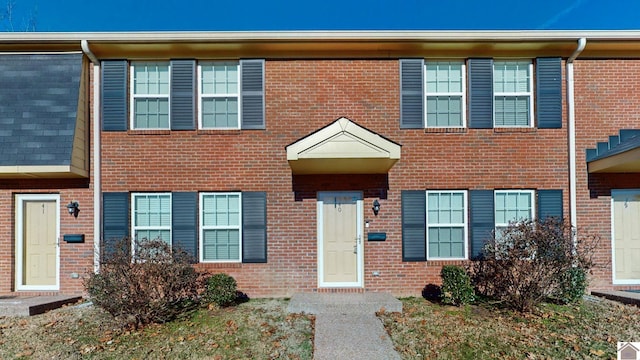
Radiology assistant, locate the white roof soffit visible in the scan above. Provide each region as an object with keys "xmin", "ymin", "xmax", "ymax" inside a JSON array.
[
  {"xmin": 286, "ymin": 117, "xmax": 401, "ymax": 175},
  {"xmin": 3, "ymin": 30, "xmax": 640, "ymax": 59}
]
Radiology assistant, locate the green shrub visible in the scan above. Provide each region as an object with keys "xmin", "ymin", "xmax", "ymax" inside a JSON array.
[
  {"xmin": 440, "ymin": 265, "xmax": 475, "ymax": 306},
  {"xmin": 203, "ymin": 273, "xmax": 238, "ymax": 307},
  {"xmin": 84, "ymin": 238, "xmax": 200, "ymax": 329},
  {"xmin": 554, "ymin": 267, "xmax": 588, "ymax": 304}
]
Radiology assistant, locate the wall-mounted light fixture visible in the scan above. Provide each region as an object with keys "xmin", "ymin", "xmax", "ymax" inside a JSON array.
[
  {"xmin": 66, "ymin": 201, "xmax": 80, "ymax": 218},
  {"xmin": 372, "ymin": 199, "xmax": 380, "ymax": 216}
]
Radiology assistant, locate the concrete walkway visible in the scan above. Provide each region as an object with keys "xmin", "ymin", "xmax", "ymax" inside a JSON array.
[
  {"xmin": 288, "ymin": 293, "xmax": 402, "ymax": 360},
  {"xmin": 0, "ymin": 295, "xmax": 82, "ymax": 316},
  {"xmin": 591, "ymin": 290, "xmax": 640, "ymax": 307}
]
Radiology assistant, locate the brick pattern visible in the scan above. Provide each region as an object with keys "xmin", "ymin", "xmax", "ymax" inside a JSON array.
[
  {"xmin": 97, "ymin": 59, "xmax": 571, "ymax": 298},
  {"xmin": 574, "ymin": 59, "xmax": 640, "ymax": 291}
]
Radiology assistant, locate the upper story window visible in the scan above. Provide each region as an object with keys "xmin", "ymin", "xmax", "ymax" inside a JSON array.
[
  {"xmin": 425, "ymin": 61, "xmax": 465, "ymax": 128},
  {"xmin": 130, "ymin": 62, "xmax": 170, "ymax": 129},
  {"xmin": 493, "ymin": 60, "xmax": 533, "ymax": 127},
  {"xmin": 132, "ymin": 193, "xmax": 172, "ymax": 246},
  {"xmin": 199, "ymin": 62, "xmax": 240, "ymax": 129},
  {"xmin": 200, "ymin": 193, "xmax": 242, "ymax": 262},
  {"xmin": 426, "ymin": 190, "xmax": 468, "ymax": 259},
  {"xmin": 494, "ymin": 190, "xmax": 534, "ymax": 235}
]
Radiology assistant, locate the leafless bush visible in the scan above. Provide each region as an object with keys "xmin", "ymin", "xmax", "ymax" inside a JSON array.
[
  {"xmin": 471, "ymin": 218, "xmax": 599, "ymax": 312},
  {"xmin": 84, "ymin": 238, "xmax": 200, "ymax": 329}
]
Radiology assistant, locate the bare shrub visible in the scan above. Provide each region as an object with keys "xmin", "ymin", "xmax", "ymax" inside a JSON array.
[
  {"xmin": 471, "ymin": 218, "xmax": 598, "ymax": 312},
  {"xmin": 84, "ymin": 238, "xmax": 200, "ymax": 329}
]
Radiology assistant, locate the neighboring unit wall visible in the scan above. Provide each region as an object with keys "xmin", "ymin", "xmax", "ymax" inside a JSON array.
[
  {"xmin": 0, "ymin": 181, "xmax": 94, "ymax": 295},
  {"xmin": 574, "ymin": 59, "xmax": 640, "ymax": 290},
  {"xmin": 101, "ymin": 59, "xmax": 569, "ymax": 297}
]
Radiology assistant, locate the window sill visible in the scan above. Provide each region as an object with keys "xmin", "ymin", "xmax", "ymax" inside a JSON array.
[
  {"xmin": 197, "ymin": 129, "xmax": 243, "ymax": 135},
  {"xmin": 424, "ymin": 127, "xmax": 467, "ymax": 134},
  {"xmin": 128, "ymin": 129, "xmax": 171, "ymax": 135},
  {"xmin": 195, "ymin": 262, "xmax": 242, "ymax": 269},
  {"xmin": 493, "ymin": 127, "xmax": 537, "ymax": 133},
  {"xmin": 426, "ymin": 259, "xmax": 468, "ymax": 266}
]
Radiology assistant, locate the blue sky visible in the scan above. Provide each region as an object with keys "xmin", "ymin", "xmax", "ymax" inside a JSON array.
[{"xmin": 2, "ymin": 0, "xmax": 639, "ymax": 32}]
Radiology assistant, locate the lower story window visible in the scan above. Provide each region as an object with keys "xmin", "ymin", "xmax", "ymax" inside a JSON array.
[
  {"xmin": 200, "ymin": 193, "xmax": 241, "ymax": 262},
  {"xmin": 426, "ymin": 190, "xmax": 467, "ymax": 259},
  {"xmin": 132, "ymin": 193, "xmax": 172, "ymax": 245},
  {"xmin": 494, "ymin": 190, "xmax": 534, "ymax": 235}
]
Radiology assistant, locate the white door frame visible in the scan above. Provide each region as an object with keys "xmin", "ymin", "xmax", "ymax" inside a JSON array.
[
  {"xmin": 317, "ymin": 191, "xmax": 364, "ymax": 288},
  {"xmin": 15, "ymin": 194, "xmax": 60, "ymax": 291},
  {"xmin": 611, "ymin": 189, "xmax": 640, "ymax": 285}
]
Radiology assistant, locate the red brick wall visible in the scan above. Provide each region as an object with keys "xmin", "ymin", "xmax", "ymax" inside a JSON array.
[
  {"xmin": 101, "ymin": 59, "xmax": 569, "ymax": 297},
  {"xmin": 574, "ymin": 59, "xmax": 640, "ymax": 291},
  {"xmin": 0, "ymin": 178, "xmax": 94, "ymax": 295}
]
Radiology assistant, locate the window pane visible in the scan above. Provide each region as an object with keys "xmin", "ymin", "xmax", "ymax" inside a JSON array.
[
  {"xmin": 427, "ymin": 96, "xmax": 462, "ymax": 127},
  {"xmin": 428, "ymin": 227, "xmax": 464, "ymax": 258},
  {"xmin": 495, "ymin": 192, "xmax": 532, "ymax": 226},
  {"xmin": 201, "ymin": 62, "xmax": 239, "ymax": 95},
  {"xmin": 494, "ymin": 61, "xmax": 530, "ymax": 93},
  {"xmin": 495, "ymin": 96, "xmax": 530, "ymax": 126},
  {"xmin": 202, "ymin": 98, "xmax": 239, "ymax": 128},
  {"xmin": 134, "ymin": 98, "xmax": 169, "ymax": 129},
  {"xmin": 203, "ymin": 229, "xmax": 240, "ymax": 261}
]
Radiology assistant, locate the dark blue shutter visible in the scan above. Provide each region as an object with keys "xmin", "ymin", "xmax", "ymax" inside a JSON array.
[
  {"xmin": 400, "ymin": 59, "xmax": 424, "ymax": 129},
  {"xmin": 470, "ymin": 190, "xmax": 495, "ymax": 259},
  {"xmin": 102, "ymin": 192, "xmax": 130, "ymax": 259},
  {"xmin": 172, "ymin": 192, "xmax": 198, "ymax": 262},
  {"xmin": 101, "ymin": 60, "xmax": 128, "ymax": 131},
  {"xmin": 240, "ymin": 60, "xmax": 265, "ymax": 129},
  {"xmin": 537, "ymin": 189, "xmax": 563, "ymax": 220},
  {"xmin": 536, "ymin": 57, "xmax": 562, "ymax": 129},
  {"xmin": 170, "ymin": 60, "xmax": 196, "ymax": 130},
  {"xmin": 242, "ymin": 192, "xmax": 267, "ymax": 263},
  {"xmin": 402, "ymin": 190, "xmax": 426, "ymax": 261},
  {"xmin": 468, "ymin": 58, "xmax": 494, "ymax": 129}
]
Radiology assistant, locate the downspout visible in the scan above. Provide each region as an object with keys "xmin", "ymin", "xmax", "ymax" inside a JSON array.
[
  {"xmin": 81, "ymin": 40, "xmax": 101, "ymax": 272},
  {"xmin": 567, "ymin": 38, "xmax": 586, "ymax": 233}
]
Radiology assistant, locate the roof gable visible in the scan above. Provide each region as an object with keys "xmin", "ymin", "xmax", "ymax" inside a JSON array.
[
  {"xmin": 286, "ymin": 117, "xmax": 401, "ymax": 175},
  {"xmin": 0, "ymin": 53, "xmax": 87, "ymax": 178}
]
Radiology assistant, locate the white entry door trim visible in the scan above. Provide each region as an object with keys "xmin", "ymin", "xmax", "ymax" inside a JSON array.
[
  {"xmin": 317, "ymin": 191, "xmax": 364, "ymax": 288},
  {"xmin": 15, "ymin": 194, "xmax": 60, "ymax": 291},
  {"xmin": 611, "ymin": 189, "xmax": 640, "ymax": 285}
]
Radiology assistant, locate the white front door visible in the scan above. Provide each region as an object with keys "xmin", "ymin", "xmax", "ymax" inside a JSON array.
[
  {"xmin": 612, "ymin": 190, "xmax": 640, "ymax": 284},
  {"xmin": 317, "ymin": 192, "xmax": 363, "ymax": 287},
  {"xmin": 16, "ymin": 194, "xmax": 60, "ymax": 291}
]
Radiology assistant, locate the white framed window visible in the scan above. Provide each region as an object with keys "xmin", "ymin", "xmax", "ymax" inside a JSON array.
[
  {"xmin": 132, "ymin": 193, "xmax": 172, "ymax": 246},
  {"xmin": 198, "ymin": 61, "xmax": 240, "ymax": 129},
  {"xmin": 494, "ymin": 190, "xmax": 535, "ymax": 235},
  {"xmin": 425, "ymin": 61, "xmax": 465, "ymax": 128},
  {"xmin": 426, "ymin": 190, "xmax": 468, "ymax": 260},
  {"xmin": 200, "ymin": 192, "xmax": 242, "ymax": 262},
  {"xmin": 130, "ymin": 62, "xmax": 170, "ymax": 129},
  {"xmin": 493, "ymin": 60, "xmax": 533, "ymax": 127}
]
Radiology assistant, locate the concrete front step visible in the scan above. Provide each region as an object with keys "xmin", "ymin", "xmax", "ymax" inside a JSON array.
[
  {"xmin": 288, "ymin": 292, "xmax": 402, "ymax": 314},
  {"xmin": 0, "ymin": 295, "xmax": 82, "ymax": 316}
]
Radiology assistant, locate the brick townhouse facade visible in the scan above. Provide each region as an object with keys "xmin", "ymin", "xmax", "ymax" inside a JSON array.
[{"xmin": 0, "ymin": 31, "xmax": 638, "ymax": 297}]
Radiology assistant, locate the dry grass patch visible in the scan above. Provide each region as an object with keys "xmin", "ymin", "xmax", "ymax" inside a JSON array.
[
  {"xmin": 379, "ymin": 296, "xmax": 640, "ymax": 359},
  {"xmin": 0, "ymin": 299, "xmax": 313, "ymax": 359}
]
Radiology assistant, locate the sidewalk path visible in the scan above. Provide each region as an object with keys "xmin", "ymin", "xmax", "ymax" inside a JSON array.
[{"xmin": 289, "ymin": 293, "xmax": 402, "ymax": 360}]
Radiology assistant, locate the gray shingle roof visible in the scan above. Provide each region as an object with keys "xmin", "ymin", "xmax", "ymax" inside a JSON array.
[{"xmin": 0, "ymin": 53, "xmax": 82, "ymax": 166}]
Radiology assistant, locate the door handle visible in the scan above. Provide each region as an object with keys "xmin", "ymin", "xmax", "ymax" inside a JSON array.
[{"xmin": 353, "ymin": 245, "xmax": 357, "ymax": 254}]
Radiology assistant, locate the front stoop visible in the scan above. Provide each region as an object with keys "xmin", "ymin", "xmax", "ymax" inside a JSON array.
[
  {"xmin": 591, "ymin": 290, "xmax": 640, "ymax": 307},
  {"xmin": 288, "ymin": 292, "xmax": 402, "ymax": 314},
  {"xmin": 0, "ymin": 296, "xmax": 82, "ymax": 316}
]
